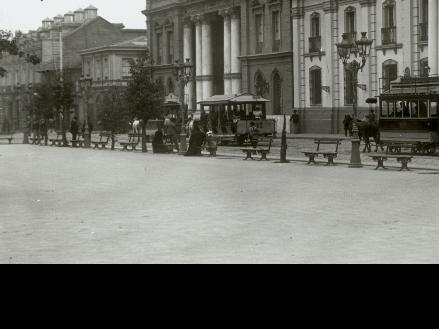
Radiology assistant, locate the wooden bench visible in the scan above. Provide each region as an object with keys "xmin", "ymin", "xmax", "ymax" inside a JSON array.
[
  {"xmin": 92, "ymin": 132, "xmax": 112, "ymax": 149},
  {"xmin": 71, "ymin": 135, "xmax": 85, "ymax": 148},
  {"xmin": 369, "ymin": 154, "xmax": 413, "ymax": 171},
  {"xmin": 205, "ymin": 135, "xmax": 219, "ymax": 157},
  {"xmin": 49, "ymin": 132, "xmax": 64, "ymax": 147},
  {"xmin": 241, "ymin": 137, "xmax": 273, "ymax": 161},
  {"xmin": 0, "ymin": 135, "xmax": 14, "ymax": 144},
  {"xmin": 303, "ymin": 139, "xmax": 342, "ymax": 166},
  {"xmin": 120, "ymin": 133, "xmax": 142, "ymax": 151}
]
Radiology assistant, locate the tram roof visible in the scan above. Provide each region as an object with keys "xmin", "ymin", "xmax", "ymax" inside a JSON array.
[
  {"xmin": 381, "ymin": 86, "xmax": 439, "ymax": 98},
  {"xmin": 199, "ymin": 94, "xmax": 271, "ymax": 105}
]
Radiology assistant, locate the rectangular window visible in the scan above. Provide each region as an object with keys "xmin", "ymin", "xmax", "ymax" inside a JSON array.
[
  {"xmin": 103, "ymin": 57, "xmax": 109, "ymax": 80},
  {"xmin": 310, "ymin": 69, "xmax": 322, "ymax": 105},
  {"xmin": 272, "ymin": 11, "xmax": 281, "ymax": 52},
  {"xmin": 167, "ymin": 32, "xmax": 174, "ymax": 64},
  {"xmin": 345, "ymin": 69, "xmax": 355, "ymax": 106},
  {"xmin": 156, "ymin": 33, "xmax": 163, "ymax": 65},
  {"xmin": 122, "ymin": 59, "xmax": 132, "ymax": 78},
  {"xmin": 95, "ymin": 59, "xmax": 102, "ymax": 80},
  {"xmin": 255, "ymin": 14, "xmax": 264, "ymax": 54}
]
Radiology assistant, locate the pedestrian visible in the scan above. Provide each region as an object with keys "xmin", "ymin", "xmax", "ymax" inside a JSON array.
[
  {"xmin": 152, "ymin": 127, "xmax": 168, "ymax": 153},
  {"xmin": 70, "ymin": 117, "xmax": 79, "ymax": 141},
  {"xmin": 165, "ymin": 117, "xmax": 180, "ymax": 152},
  {"xmin": 290, "ymin": 110, "xmax": 300, "ymax": 134},
  {"xmin": 343, "ymin": 114, "xmax": 353, "ymax": 137},
  {"xmin": 248, "ymin": 121, "xmax": 259, "ymax": 147},
  {"xmin": 185, "ymin": 123, "xmax": 206, "ymax": 156}
]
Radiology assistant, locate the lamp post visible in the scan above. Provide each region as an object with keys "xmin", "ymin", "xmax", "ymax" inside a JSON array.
[
  {"xmin": 14, "ymin": 83, "xmax": 22, "ymax": 136},
  {"xmin": 336, "ymin": 32, "xmax": 373, "ymax": 168},
  {"xmin": 79, "ymin": 75, "xmax": 93, "ymax": 148},
  {"xmin": 174, "ymin": 58, "xmax": 193, "ymax": 153}
]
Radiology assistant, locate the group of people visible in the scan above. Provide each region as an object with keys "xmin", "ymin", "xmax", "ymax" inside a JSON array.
[
  {"xmin": 70, "ymin": 117, "xmax": 93, "ymax": 141},
  {"xmin": 152, "ymin": 114, "xmax": 207, "ymax": 156}
]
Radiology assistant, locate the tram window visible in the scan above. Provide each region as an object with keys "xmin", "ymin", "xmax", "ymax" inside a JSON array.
[
  {"xmin": 410, "ymin": 101, "xmax": 419, "ymax": 118},
  {"xmin": 419, "ymin": 101, "xmax": 428, "ymax": 118},
  {"xmin": 381, "ymin": 101, "xmax": 388, "ymax": 117},
  {"xmin": 432, "ymin": 102, "xmax": 439, "ymax": 117},
  {"xmin": 395, "ymin": 101, "xmax": 404, "ymax": 118}
]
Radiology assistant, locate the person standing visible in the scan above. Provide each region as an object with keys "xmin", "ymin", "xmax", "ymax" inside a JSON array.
[
  {"xmin": 165, "ymin": 117, "xmax": 180, "ymax": 153},
  {"xmin": 290, "ymin": 110, "xmax": 300, "ymax": 134},
  {"xmin": 70, "ymin": 117, "xmax": 79, "ymax": 141},
  {"xmin": 185, "ymin": 123, "xmax": 206, "ymax": 156}
]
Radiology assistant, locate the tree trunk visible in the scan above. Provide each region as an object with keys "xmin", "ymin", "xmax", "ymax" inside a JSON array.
[
  {"xmin": 111, "ymin": 132, "xmax": 116, "ymax": 151},
  {"xmin": 142, "ymin": 121, "xmax": 148, "ymax": 153}
]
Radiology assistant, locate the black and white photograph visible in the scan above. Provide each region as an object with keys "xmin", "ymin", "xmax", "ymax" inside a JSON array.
[{"xmin": 0, "ymin": 0, "xmax": 438, "ymax": 264}]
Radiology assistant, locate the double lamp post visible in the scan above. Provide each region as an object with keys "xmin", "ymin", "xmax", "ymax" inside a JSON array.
[
  {"xmin": 79, "ymin": 75, "xmax": 93, "ymax": 148},
  {"xmin": 174, "ymin": 58, "xmax": 193, "ymax": 153},
  {"xmin": 336, "ymin": 32, "xmax": 373, "ymax": 168}
]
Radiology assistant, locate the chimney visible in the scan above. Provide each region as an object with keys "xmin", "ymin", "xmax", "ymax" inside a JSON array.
[
  {"xmin": 64, "ymin": 12, "xmax": 74, "ymax": 23},
  {"xmin": 74, "ymin": 8, "xmax": 85, "ymax": 22},
  {"xmin": 85, "ymin": 5, "xmax": 98, "ymax": 20},
  {"xmin": 42, "ymin": 18, "xmax": 54, "ymax": 29},
  {"xmin": 54, "ymin": 15, "xmax": 64, "ymax": 25}
]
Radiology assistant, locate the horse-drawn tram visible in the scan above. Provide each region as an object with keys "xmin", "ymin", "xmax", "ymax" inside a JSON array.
[
  {"xmin": 379, "ymin": 76, "xmax": 439, "ymax": 155},
  {"xmin": 199, "ymin": 94, "xmax": 275, "ymax": 145}
]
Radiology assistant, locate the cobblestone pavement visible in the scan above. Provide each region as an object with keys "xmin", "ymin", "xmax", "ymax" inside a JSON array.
[{"xmin": 1, "ymin": 145, "xmax": 439, "ymax": 264}]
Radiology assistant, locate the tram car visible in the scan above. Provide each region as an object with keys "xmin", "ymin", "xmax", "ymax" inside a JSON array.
[
  {"xmin": 379, "ymin": 76, "xmax": 439, "ymax": 155},
  {"xmin": 199, "ymin": 94, "xmax": 275, "ymax": 145}
]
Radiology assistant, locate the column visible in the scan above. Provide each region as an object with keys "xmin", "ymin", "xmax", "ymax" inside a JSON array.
[
  {"xmin": 221, "ymin": 10, "xmax": 232, "ymax": 95},
  {"xmin": 231, "ymin": 9, "xmax": 241, "ymax": 95},
  {"xmin": 194, "ymin": 16, "xmax": 203, "ymax": 109},
  {"xmin": 201, "ymin": 15, "xmax": 213, "ymax": 99},
  {"xmin": 183, "ymin": 20, "xmax": 194, "ymax": 111},
  {"xmin": 429, "ymin": 0, "xmax": 438, "ymax": 75}
]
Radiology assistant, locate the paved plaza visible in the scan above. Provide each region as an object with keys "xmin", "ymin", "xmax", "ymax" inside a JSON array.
[{"xmin": 1, "ymin": 144, "xmax": 439, "ymax": 263}]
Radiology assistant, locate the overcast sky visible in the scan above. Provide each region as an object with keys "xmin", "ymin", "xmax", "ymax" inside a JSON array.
[{"xmin": 0, "ymin": 0, "xmax": 146, "ymax": 32}]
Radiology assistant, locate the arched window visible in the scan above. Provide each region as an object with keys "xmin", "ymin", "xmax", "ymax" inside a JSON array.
[
  {"xmin": 382, "ymin": 59, "xmax": 398, "ymax": 91},
  {"xmin": 309, "ymin": 13, "xmax": 321, "ymax": 52},
  {"xmin": 272, "ymin": 70, "xmax": 282, "ymax": 115},
  {"xmin": 383, "ymin": 0, "xmax": 397, "ymax": 44},
  {"xmin": 167, "ymin": 77, "xmax": 175, "ymax": 95},
  {"xmin": 309, "ymin": 66, "xmax": 322, "ymax": 106},
  {"xmin": 345, "ymin": 7, "xmax": 357, "ymax": 42},
  {"xmin": 420, "ymin": 58, "xmax": 429, "ymax": 77},
  {"xmin": 255, "ymin": 71, "xmax": 268, "ymax": 97}
]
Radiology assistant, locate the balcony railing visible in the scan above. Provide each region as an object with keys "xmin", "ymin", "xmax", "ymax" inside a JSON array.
[
  {"xmin": 309, "ymin": 36, "xmax": 322, "ymax": 53},
  {"xmin": 382, "ymin": 27, "xmax": 397, "ymax": 45},
  {"xmin": 419, "ymin": 23, "xmax": 428, "ymax": 42}
]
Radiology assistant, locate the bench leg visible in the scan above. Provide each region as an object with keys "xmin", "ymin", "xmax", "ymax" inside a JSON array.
[
  {"xmin": 306, "ymin": 155, "xmax": 317, "ymax": 165},
  {"xmin": 325, "ymin": 156, "xmax": 336, "ymax": 166},
  {"xmin": 399, "ymin": 159, "xmax": 411, "ymax": 171},
  {"xmin": 375, "ymin": 158, "xmax": 388, "ymax": 170},
  {"xmin": 259, "ymin": 151, "xmax": 268, "ymax": 161},
  {"xmin": 243, "ymin": 151, "xmax": 254, "ymax": 160}
]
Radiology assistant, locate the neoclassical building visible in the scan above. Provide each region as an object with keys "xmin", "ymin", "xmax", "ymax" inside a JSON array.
[
  {"xmin": 143, "ymin": 0, "xmax": 294, "ymax": 132},
  {"xmin": 292, "ymin": 0, "xmax": 432, "ymax": 133}
]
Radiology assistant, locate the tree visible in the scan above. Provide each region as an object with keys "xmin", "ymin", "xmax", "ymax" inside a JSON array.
[
  {"xmin": 125, "ymin": 50, "xmax": 163, "ymax": 152},
  {"xmin": 97, "ymin": 85, "xmax": 130, "ymax": 150},
  {"xmin": 0, "ymin": 30, "xmax": 40, "ymax": 77},
  {"xmin": 53, "ymin": 77, "xmax": 75, "ymax": 146}
]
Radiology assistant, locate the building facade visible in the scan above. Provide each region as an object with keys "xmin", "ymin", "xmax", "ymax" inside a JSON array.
[
  {"xmin": 143, "ymin": 0, "xmax": 294, "ymax": 133},
  {"xmin": 292, "ymin": 0, "xmax": 431, "ymax": 133},
  {"xmin": 0, "ymin": 5, "xmax": 145, "ymax": 133}
]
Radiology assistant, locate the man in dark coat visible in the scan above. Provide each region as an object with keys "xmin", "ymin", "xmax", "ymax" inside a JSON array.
[
  {"xmin": 70, "ymin": 117, "xmax": 79, "ymax": 141},
  {"xmin": 185, "ymin": 124, "xmax": 206, "ymax": 156}
]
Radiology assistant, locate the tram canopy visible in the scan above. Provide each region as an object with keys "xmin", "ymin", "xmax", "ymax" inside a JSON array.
[
  {"xmin": 163, "ymin": 93, "xmax": 181, "ymax": 107},
  {"xmin": 198, "ymin": 93, "xmax": 271, "ymax": 106}
]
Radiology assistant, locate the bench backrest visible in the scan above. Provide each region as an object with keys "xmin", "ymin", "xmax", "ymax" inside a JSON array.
[{"xmin": 315, "ymin": 139, "xmax": 342, "ymax": 153}]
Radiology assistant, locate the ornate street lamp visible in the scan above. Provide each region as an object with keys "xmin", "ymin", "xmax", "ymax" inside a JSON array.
[
  {"xmin": 174, "ymin": 58, "xmax": 193, "ymax": 153},
  {"xmin": 79, "ymin": 75, "xmax": 93, "ymax": 148},
  {"xmin": 336, "ymin": 32, "xmax": 373, "ymax": 168},
  {"xmin": 24, "ymin": 83, "xmax": 34, "ymax": 144}
]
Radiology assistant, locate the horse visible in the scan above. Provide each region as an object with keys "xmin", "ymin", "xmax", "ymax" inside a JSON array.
[{"xmin": 353, "ymin": 120, "xmax": 385, "ymax": 153}]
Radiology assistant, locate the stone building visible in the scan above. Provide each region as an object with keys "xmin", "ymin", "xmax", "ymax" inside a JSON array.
[
  {"xmin": 292, "ymin": 0, "xmax": 431, "ymax": 133},
  {"xmin": 143, "ymin": 0, "xmax": 294, "ymax": 133},
  {"xmin": 0, "ymin": 5, "xmax": 145, "ymax": 133},
  {"xmin": 78, "ymin": 36, "xmax": 148, "ymax": 126}
]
